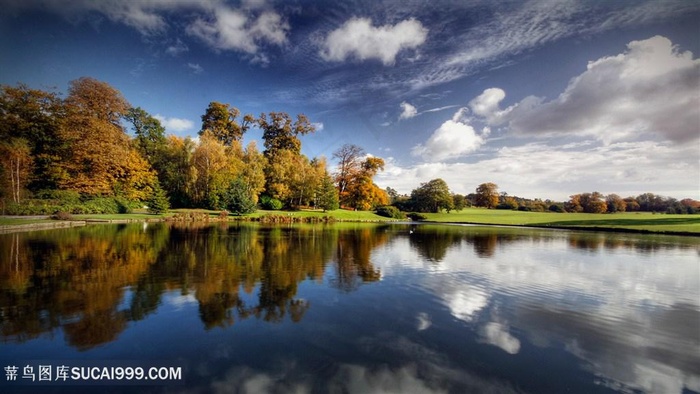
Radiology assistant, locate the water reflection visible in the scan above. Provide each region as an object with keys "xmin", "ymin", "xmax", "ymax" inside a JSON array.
[{"xmin": 0, "ymin": 223, "xmax": 698, "ymax": 393}]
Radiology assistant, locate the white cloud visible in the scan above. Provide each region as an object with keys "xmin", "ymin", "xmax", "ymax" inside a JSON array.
[
  {"xmin": 186, "ymin": 6, "xmax": 289, "ymax": 56},
  {"xmin": 320, "ymin": 17, "xmax": 428, "ymax": 65},
  {"xmin": 154, "ymin": 114, "xmax": 195, "ymax": 132},
  {"xmin": 504, "ymin": 36, "xmax": 700, "ymax": 143},
  {"xmin": 186, "ymin": 62, "xmax": 204, "ymax": 74},
  {"xmin": 399, "ymin": 101, "xmax": 418, "ymax": 120},
  {"xmin": 411, "ymin": 108, "xmax": 489, "ymax": 162},
  {"xmin": 377, "ymin": 140, "xmax": 698, "ymax": 200},
  {"xmin": 312, "ymin": 122, "xmax": 324, "ymax": 131},
  {"xmin": 479, "ymin": 322, "xmax": 521, "ymax": 355}
]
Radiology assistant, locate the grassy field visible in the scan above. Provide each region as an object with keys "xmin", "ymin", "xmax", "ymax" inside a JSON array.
[
  {"xmin": 2, "ymin": 208, "xmax": 698, "ymax": 235},
  {"xmin": 421, "ymin": 208, "xmax": 700, "ymax": 234}
]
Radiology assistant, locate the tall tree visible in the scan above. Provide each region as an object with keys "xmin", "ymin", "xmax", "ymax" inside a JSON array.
[
  {"xmin": 0, "ymin": 139, "xmax": 32, "ymax": 203},
  {"xmin": 475, "ymin": 182, "xmax": 499, "ymax": 209},
  {"xmin": 317, "ymin": 172, "xmax": 339, "ymax": 212},
  {"xmin": 125, "ymin": 107, "xmax": 167, "ymax": 165},
  {"xmin": 60, "ymin": 77, "xmax": 155, "ymax": 198},
  {"xmin": 258, "ymin": 112, "xmax": 315, "ymax": 157},
  {"xmin": 333, "ymin": 144, "xmax": 365, "ymax": 196},
  {"xmin": 200, "ymin": 102, "xmax": 253, "ymax": 146},
  {"xmin": 606, "ymin": 194, "xmax": 627, "ymax": 213},
  {"xmin": 0, "ymin": 84, "xmax": 66, "ymax": 190},
  {"xmin": 191, "ymin": 132, "xmax": 229, "ymax": 208}
]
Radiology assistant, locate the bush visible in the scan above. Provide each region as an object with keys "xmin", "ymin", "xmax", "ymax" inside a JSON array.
[
  {"xmin": 407, "ymin": 212, "xmax": 427, "ymax": 221},
  {"xmin": 147, "ymin": 185, "xmax": 170, "ymax": 214},
  {"xmin": 224, "ymin": 178, "xmax": 256, "ymax": 215},
  {"xmin": 375, "ymin": 205, "xmax": 406, "ymax": 219},
  {"xmin": 51, "ymin": 211, "xmax": 74, "ymax": 221},
  {"xmin": 259, "ymin": 195, "xmax": 283, "ymax": 210},
  {"xmin": 549, "ymin": 204, "xmax": 565, "ymax": 213}
]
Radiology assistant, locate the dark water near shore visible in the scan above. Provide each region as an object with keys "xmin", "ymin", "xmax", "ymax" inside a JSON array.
[{"xmin": 1, "ymin": 222, "xmax": 698, "ymax": 393}]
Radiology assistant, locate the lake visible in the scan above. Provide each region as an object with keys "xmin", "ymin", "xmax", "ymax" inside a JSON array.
[{"xmin": 1, "ymin": 222, "xmax": 698, "ymax": 393}]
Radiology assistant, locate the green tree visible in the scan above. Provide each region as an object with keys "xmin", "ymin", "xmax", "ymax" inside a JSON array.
[
  {"xmin": 223, "ymin": 178, "xmax": 256, "ymax": 215},
  {"xmin": 258, "ymin": 112, "xmax": 315, "ymax": 157},
  {"xmin": 0, "ymin": 84, "xmax": 66, "ymax": 191},
  {"xmin": 452, "ymin": 194, "xmax": 467, "ymax": 211},
  {"xmin": 147, "ymin": 183, "xmax": 170, "ymax": 214},
  {"xmin": 410, "ymin": 178, "xmax": 454, "ymax": 213},
  {"xmin": 200, "ymin": 102, "xmax": 253, "ymax": 146},
  {"xmin": 475, "ymin": 182, "xmax": 499, "ymax": 209},
  {"xmin": 125, "ymin": 107, "xmax": 167, "ymax": 165},
  {"xmin": 317, "ymin": 172, "xmax": 339, "ymax": 212}
]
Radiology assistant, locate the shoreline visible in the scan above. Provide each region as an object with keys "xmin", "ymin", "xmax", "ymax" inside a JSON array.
[{"xmin": 1, "ymin": 216, "xmax": 698, "ymax": 237}]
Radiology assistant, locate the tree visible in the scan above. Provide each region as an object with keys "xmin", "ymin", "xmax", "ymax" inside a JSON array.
[
  {"xmin": 258, "ymin": 112, "xmax": 315, "ymax": 157},
  {"xmin": 317, "ymin": 173, "xmax": 339, "ymax": 212},
  {"xmin": 452, "ymin": 194, "xmax": 467, "ymax": 211},
  {"xmin": 606, "ymin": 194, "xmax": 627, "ymax": 213},
  {"xmin": 0, "ymin": 84, "xmax": 66, "ymax": 191},
  {"xmin": 191, "ymin": 132, "xmax": 230, "ymax": 208},
  {"xmin": 200, "ymin": 102, "xmax": 253, "ymax": 146},
  {"xmin": 147, "ymin": 183, "xmax": 170, "ymax": 214},
  {"xmin": 343, "ymin": 156, "xmax": 387, "ymax": 210},
  {"xmin": 333, "ymin": 144, "xmax": 365, "ymax": 196},
  {"xmin": 410, "ymin": 179, "xmax": 454, "ymax": 213},
  {"xmin": 59, "ymin": 77, "xmax": 155, "ymax": 198},
  {"xmin": 0, "ymin": 139, "xmax": 33, "ymax": 203},
  {"xmin": 223, "ymin": 178, "xmax": 256, "ymax": 215},
  {"xmin": 125, "ymin": 107, "xmax": 167, "ymax": 165},
  {"xmin": 475, "ymin": 183, "xmax": 499, "ymax": 209}
]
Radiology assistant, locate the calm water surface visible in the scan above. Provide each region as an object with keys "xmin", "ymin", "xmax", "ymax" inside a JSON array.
[{"xmin": 1, "ymin": 222, "xmax": 698, "ymax": 393}]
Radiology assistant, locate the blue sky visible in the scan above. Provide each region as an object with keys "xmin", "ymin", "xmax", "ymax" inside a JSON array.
[{"xmin": 1, "ymin": 0, "xmax": 698, "ymax": 200}]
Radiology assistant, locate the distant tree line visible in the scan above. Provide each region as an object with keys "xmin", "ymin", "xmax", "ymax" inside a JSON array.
[{"xmin": 382, "ymin": 180, "xmax": 698, "ymax": 216}]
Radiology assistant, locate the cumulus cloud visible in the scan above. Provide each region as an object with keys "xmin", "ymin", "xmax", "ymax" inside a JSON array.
[
  {"xmin": 506, "ymin": 36, "xmax": 700, "ymax": 143},
  {"xmin": 187, "ymin": 7, "xmax": 289, "ymax": 55},
  {"xmin": 154, "ymin": 114, "xmax": 195, "ymax": 132},
  {"xmin": 7, "ymin": 0, "xmax": 289, "ymax": 60},
  {"xmin": 411, "ymin": 108, "xmax": 489, "ymax": 161},
  {"xmin": 320, "ymin": 17, "xmax": 428, "ymax": 65},
  {"xmin": 399, "ymin": 102, "xmax": 418, "ymax": 120}
]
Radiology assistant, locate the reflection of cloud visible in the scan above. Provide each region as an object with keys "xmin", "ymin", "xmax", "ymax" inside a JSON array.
[
  {"xmin": 479, "ymin": 322, "xmax": 520, "ymax": 354},
  {"xmin": 416, "ymin": 312, "xmax": 431, "ymax": 331},
  {"xmin": 446, "ymin": 287, "xmax": 488, "ymax": 322}
]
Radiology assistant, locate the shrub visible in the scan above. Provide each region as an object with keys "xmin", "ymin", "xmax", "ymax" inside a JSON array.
[
  {"xmin": 549, "ymin": 204, "xmax": 565, "ymax": 213},
  {"xmin": 259, "ymin": 195, "xmax": 283, "ymax": 210},
  {"xmin": 375, "ymin": 205, "xmax": 406, "ymax": 219},
  {"xmin": 51, "ymin": 211, "xmax": 74, "ymax": 221},
  {"xmin": 407, "ymin": 212, "xmax": 427, "ymax": 221},
  {"xmin": 147, "ymin": 185, "xmax": 170, "ymax": 214}
]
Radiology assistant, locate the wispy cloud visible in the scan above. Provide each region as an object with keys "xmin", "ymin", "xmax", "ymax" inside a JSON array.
[
  {"xmin": 186, "ymin": 62, "xmax": 204, "ymax": 74},
  {"xmin": 165, "ymin": 38, "xmax": 189, "ymax": 56}
]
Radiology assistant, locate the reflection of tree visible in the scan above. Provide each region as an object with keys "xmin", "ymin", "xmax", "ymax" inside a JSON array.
[
  {"xmin": 333, "ymin": 226, "xmax": 386, "ymax": 292},
  {"xmin": 470, "ymin": 233, "xmax": 498, "ymax": 258},
  {"xmin": 408, "ymin": 226, "xmax": 463, "ymax": 262},
  {"xmin": 0, "ymin": 224, "xmax": 168, "ymax": 349}
]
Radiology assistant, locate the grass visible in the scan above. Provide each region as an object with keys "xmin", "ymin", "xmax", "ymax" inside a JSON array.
[
  {"xmin": 2, "ymin": 207, "xmax": 698, "ymax": 235},
  {"xmin": 421, "ymin": 208, "xmax": 700, "ymax": 234}
]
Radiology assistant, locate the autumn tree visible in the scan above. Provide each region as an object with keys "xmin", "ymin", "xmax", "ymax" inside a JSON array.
[
  {"xmin": 191, "ymin": 132, "xmax": 230, "ymax": 208},
  {"xmin": 344, "ymin": 156, "xmax": 388, "ymax": 210},
  {"xmin": 0, "ymin": 139, "xmax": 33, "ymax": 203},
  {"xmin": 0, "ymin": 84, "xmax": 66, "ymax": 191},
  {"xmin": 333, "ymin": 144, "xmax": 365, "ymax": 197},
  {"xmin": 258, "ymin": 112, "xmax": 315, "ymax": 157},
  {"xmin": 410, "ymin": 178, "xmax": 454, "ymax": 213},
  {"xmin": 606, "ymin": 194, "xmax": 627, "ymax": 213},
  {"xmin": 567, "ymin": 192, "xmax": 607, "ymax": 213},
  {"xmin": 158, "ymin": 135, "xmax": 197, "ymax": 207},
  {"xmin": 475, "ymin": 182, "xmax": 499, "ymax": 209},
  {"xmin": 200, "ymin": 102, "xmax": 254, "ymax": 146},
  {"xmin": 59, "ymin": 77, "xmax": 156, "ymax": 199}
]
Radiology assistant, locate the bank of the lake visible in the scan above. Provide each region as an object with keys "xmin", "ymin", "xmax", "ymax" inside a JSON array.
[{"xmin": 1, "ymin": 208, "xmax": 698, "ymax": 235}]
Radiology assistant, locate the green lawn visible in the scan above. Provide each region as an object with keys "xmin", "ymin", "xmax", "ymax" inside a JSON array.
[
  {"xmin": 422, "ymin": 208, "xmax": 700, "ymax": 234},
  {"xmin": 3, "ymin": 208, "xmax": 698, "ymax": 235}
]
